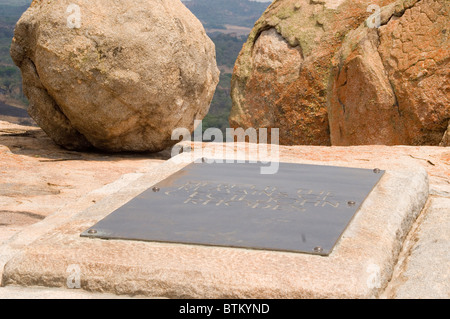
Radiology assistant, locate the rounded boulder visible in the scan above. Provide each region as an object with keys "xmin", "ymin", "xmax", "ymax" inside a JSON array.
[{"xmin": 11, "ymin": 0, "xmax": 220, "ymax": 152}]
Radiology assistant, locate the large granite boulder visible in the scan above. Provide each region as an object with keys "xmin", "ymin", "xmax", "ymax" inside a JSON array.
[
  {"xmin": 230, "ymin": 0, "xmax": 449, "ymax": 146},
  {"xmin": 330, "ymin": 0, "xmax": 449, "ymax": 145},
  {"xmin": 11, "ymin": 0, "xmax": 219, "ymax": 152}
]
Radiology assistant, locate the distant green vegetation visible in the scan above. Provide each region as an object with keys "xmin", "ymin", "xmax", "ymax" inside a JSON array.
[
  {"xmin": 0, "ymin": 65, "xmax": 25, "ymax": 103},
  {"xmin": 183, "ymin": 0, "xmax": 271, "ymax": 134},
  {"xmin": 203, "ymin": 33, "xmax": 247, "ymax": 137},
  {"xmin": 0, "ymin": 36, "xmax": 14, "ymax": 65},
  {"xmin": 0, "ymin": 3, "xmax": 29, "ymax": 104},
  {"xmin": 212, "ymin": 33, "xmax": 246, "ymax": 69},
  {"xmin": 0, "ymin": 0, "xmax": 31, "ymax": 5},
  {"xmin": 0, "ymin": 4, "xmax": 28, "ymax": 65},
  {"xmin": 182, "ymin": 0, "xmax": 268, "ymax": 29},
  {"xmin": 203, "ymin": 73, "xmax": 233, "ymax": 134}
]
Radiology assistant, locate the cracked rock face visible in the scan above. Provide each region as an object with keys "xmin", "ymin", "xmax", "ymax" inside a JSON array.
[
  {"xmin": 11, "ymin": 0, "xmax": 219, "ymax": 152},
  {"xmin": 330, "ymin": 0, "xmax": 449, "ymax": 145},
  {"xmin": 231, "ymin": 0, "xmax": 449, "ymax": 146}
]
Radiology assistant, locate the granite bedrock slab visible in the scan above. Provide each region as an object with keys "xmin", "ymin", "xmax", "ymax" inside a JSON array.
[{"xmin": 0, "ymin": 152, "xmax": 430, "ymax": 298}]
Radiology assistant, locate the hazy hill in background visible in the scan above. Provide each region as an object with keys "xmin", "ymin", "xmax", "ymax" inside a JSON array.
[
  {"xmin": 0, "ymin": 0, "xmax": 32, "ymax": 125},
  {"xmin": 0, "ymin": 0, "xmax": 270, "ymax": 132},
  {"xmin": 0, "ymin": 0, "xmax": 30, "ymax": 4},
  {"xmin": 182, "ymin": 0, "xmax": 268, "ymax": 29},
  {"xmin": 183, "ymin": 0, "xmax": 270, "ymax": 134}
]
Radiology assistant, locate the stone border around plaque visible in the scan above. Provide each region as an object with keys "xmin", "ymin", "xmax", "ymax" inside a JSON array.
[{"xmin": 1, "ymin": 153, "xmax": 429, "ymax": 298}]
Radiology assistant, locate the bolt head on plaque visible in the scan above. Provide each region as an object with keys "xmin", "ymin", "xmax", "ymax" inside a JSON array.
[{"xmin": 313, "ymin": 247, "xmax": 323, "ymax": 253}]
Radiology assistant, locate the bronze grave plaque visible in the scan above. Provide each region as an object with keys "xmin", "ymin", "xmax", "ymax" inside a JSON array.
[{"xmin": 81, "ymin": 161, "xmax": 384, "ymax": 255}]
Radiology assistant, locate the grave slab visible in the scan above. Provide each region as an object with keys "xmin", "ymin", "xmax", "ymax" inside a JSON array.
[
  {"xmin": 1, "ymin": 152, "xmax": 429, "ymax": 298},
  {"xmin": 81, "ymin": 162, "xmax": 385, "ymax": 256}
]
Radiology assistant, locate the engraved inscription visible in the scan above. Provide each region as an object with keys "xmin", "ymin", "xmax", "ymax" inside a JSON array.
[{"xmin": 163, "ymin": 181, "xmax": 340, "ymax": 211}]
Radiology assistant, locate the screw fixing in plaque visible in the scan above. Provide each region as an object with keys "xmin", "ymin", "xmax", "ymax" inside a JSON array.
[{"xmin": 313, "ymin": 247, "xmax": 323, "ymax": 253}]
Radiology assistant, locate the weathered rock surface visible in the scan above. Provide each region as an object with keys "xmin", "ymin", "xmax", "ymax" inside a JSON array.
[
  {"xmin": 0, "ymin": 120, "xmax": 166, "ymax": 244},
  {"xmin": 330, "ymin": 0, "xmax": 450, "ymax": 145},
  {"xmin": 0, "ymin": 120, "xmax": 449, "ymax": 298},
  {"xmin": 230, "ymin": 0, "xmax": 449, "ymax": 146},
  {"xmin": 231, "ymin": 0, "xmax": 393, "ymax": 145},
  {"xmin": 231, "ymin": 28, "xmax": 303, "ymax": 136},
  {"xmin": 11, "ymin": 0, "xmax": 219, "ymax": 152},
  {"xmin": 383, "ymin": 196, "xmax": 450, "ymax": 299}
]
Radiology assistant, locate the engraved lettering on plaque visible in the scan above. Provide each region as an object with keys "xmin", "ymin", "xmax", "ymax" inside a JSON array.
[{"xmin": 164, "ymin": 181, "xmax": 340, "ymax": 212}]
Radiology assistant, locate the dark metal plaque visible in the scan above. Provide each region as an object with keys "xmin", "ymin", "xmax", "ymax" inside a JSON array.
[{"xmin": 81, "ymin": 161, "xmax": 384, "ymax": 255}]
